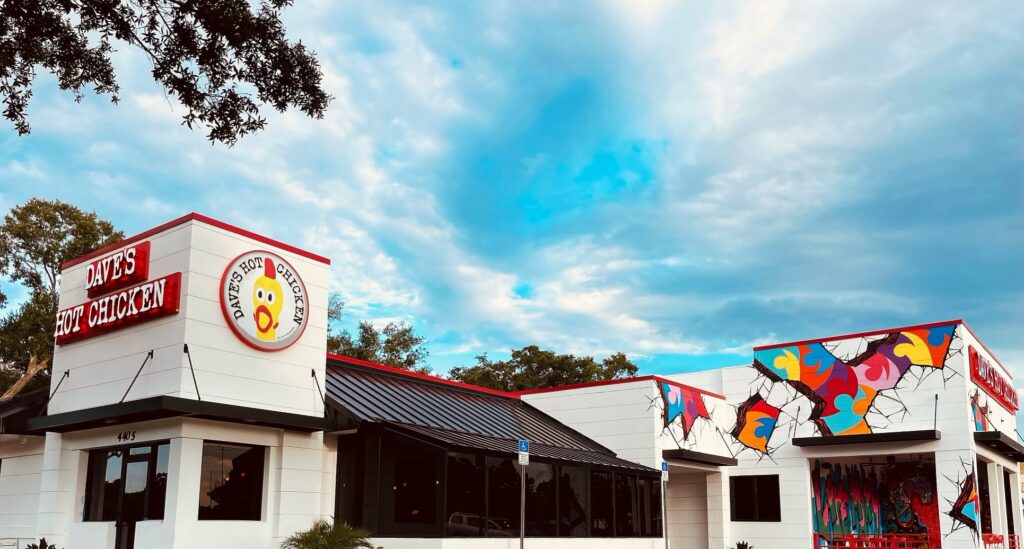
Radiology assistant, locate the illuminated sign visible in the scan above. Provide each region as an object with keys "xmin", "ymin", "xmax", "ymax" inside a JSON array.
[
  {"xmin": 85, "ymin": 241, "xmax": 150, "ymax": 297},
  {"xmin": 55, "ymin": 272, "xmax": 182, "ymax": 345},
  {"xmin": 970, "ymin": 346, "xmax": 1018, "ymax": 413},
  {"xmin": 219, "ymin": 250, "xmax": 309, "ymax": 351}
]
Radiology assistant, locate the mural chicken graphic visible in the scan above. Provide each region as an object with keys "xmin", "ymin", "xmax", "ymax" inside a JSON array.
[
  {"xmin": 752, "ymin": 324, "xmax": 956, "ymax": 436},
  {"xmin": 252, "ymin": 258, "xmax": 283, "ymax": 342}
]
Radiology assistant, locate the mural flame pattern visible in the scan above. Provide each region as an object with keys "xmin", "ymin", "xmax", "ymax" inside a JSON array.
[{"xmin": 752, "ymin": 324, "xmax": 956, "ymax": 436}]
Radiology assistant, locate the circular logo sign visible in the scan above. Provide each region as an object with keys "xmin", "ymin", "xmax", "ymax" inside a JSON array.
[{"xmin": 220, "ymin": 250, "xmax": 309, "ymax": 351}]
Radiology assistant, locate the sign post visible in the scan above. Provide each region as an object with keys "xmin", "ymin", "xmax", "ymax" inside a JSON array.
[
  {"xmin": 661, "ymin": 461, "xmax": 669, "ymax": 549},
  {"xmin": 518, "ymin": 439, "xmax": 529, "ymax": 549}
]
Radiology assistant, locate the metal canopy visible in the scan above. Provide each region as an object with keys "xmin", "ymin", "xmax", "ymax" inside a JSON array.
[
  {"xmin": 974, "ymin": 431, "xmax": 1024, "ymax": 462},
  {"xmin": 792, "ymin": 429, "xmax": 941, "ymax": 447},
  {"xmin": 26, "ymin": 395, "xmax": 330, "ymax": 433},
  {"xmin": 662, "ymin": 448, "xmax": 738, "ymax": 467}
]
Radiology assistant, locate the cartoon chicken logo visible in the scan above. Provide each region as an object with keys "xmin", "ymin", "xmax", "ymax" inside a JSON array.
[
  {"xmin": 252, "ymin": 258, "xmax": 282, "ymax": 341},
  {"xmin": 221, "ymin": 250, "xmax": 309, "ymax": 351}
]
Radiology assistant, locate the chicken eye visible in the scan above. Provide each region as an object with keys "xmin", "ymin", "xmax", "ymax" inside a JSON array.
[
  {"xmin": 256, "ymin": 288, "xmax": 265, "ymax": 300},
  {"xmin": 267, "ymin": 292, "xmax": 275, "ymax": 304}
]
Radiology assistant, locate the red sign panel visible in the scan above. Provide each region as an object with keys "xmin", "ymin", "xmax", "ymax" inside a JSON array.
[
  {"xmin": 970, "ymin": 345, "xmax": 1018, "ymax": 413},
  {"xmin": 86, "ymin": 241, "xmax": 151, "ymax": 297},
  {"xmin": 54, "ymin": 272, "xmax": 182, "ymax": 345}
]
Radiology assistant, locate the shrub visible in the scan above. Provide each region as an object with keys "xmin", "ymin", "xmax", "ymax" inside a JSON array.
[
  {"xmin": 27, "ymin": 540, "xmax": 62, "ymax": 549},
  {"xmin": 281, "ymin": 519, "xmax": 379, "ymax": 549}
]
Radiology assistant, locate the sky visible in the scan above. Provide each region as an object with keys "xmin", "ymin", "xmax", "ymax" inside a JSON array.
[{"xmin": 1, "ymin": 1, "xmax": 1022, "ymax": 382}]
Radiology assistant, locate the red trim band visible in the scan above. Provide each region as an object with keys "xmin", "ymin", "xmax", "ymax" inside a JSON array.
[
  {"xmin": 752, "ymin": 319, "xmax": 964, "ymax": 352},
  {"xmin": 513, "ymin": 375, "xmax": 726, "ymax": 401},
  {"xmin": 327, "ymin": 353, "xmax": 517, "ymax": 398},
  {"xmin": 62, "ymin": 213, "xmax": 331, "ymax": 269}
]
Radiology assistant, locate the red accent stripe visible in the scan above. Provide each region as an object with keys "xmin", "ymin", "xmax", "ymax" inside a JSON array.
[
  {"xmin": 752, "ymin": 319, "xmax": 964, "ymax": 351},
  {"xmin": 326, "ymin": 353, "xmax": 517, "ymax": 398},
  {"xmin": 960, "ymin": 320, "xmax": 1013, "ymax": 380},
  {"xmin": 62, "ymin": 213, "xmax": 331, "ymax": 269},
  {"xmin": 513, "ymin": 375, "xmax": 726, "ymax": 401}
]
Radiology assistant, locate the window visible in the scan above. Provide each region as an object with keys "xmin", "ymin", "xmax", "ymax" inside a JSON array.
[
  {"xmin": 394, "ymin": 456, "xmax": 437, "ymax": 523},
  {"xmin": 591, "ymin": 471, "xmax": 614, "ymax": 536},
  {"xmin": 638, "ymin": 477, "xmax": 662, "ymax": 536},
  {"xmin": 84, "ymin": 441, "xmax": 169, "ymax": 522},
  {"xmin": 615, "ymin": 473, "xmax": 639, "ymax": 536},
  {"xmin": 485, "ymin": 457, "xmax": 521, "ymax": 537},
  {"xmin": 198, "ymin": 442, "xmax": 265, "ymax": 520},
  {"xmin": 558, "ymin": 466, "xmax": 588, "ymax": 537},
  {"xmin": 525, "ymin": 462, "xmax": 556, "ymax": 536},
  {"xmin": 446, "ymin": 452, "xmax": 484, "ymax": 536},
  {"xmin": 337, "ymin": 434, "xmax": 364, "ymax": 528},
  {"xmin": 730, "ymin": 475, "xmax": 780, "ymax": 522}
]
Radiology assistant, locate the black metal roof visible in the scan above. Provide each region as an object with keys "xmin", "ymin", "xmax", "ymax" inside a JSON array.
[
  {"xmin": 0, "ymin": 388, "xmax": 47, "ymax": 435},
  {"xmin": 326, "ymin": 356, "xmax": 655, "ymax": 473}
]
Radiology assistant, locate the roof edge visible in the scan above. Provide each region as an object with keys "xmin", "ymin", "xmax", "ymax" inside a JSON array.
[
  {"xmin": 326, "ymin": 353, "xmax": 517, "ymax": 398},
  {"xmin": 514, "ymin": 375, "xmax": 726, "ymax": 401},
  {"xmin": 752, "ymin": 319, "xmax": 963, "ymax": 352},
  {"xmin": 61, "ymin": 212, "xmax": 332, "ymax": 269}
]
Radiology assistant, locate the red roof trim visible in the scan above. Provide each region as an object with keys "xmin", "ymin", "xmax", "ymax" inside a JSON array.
[
  {"xmin": 326, "ymin": 353, "xmax": 517, "ymax": 398},
  {"xmin": 752, "ymin": 319, "xmax": 964, "ymax": 352},
  {"xmin": 959, "ymin": 320, "xmax": 1012, "ymax": 380},
  {"xmin": 513, "ymin": 375, "xmax": 726, "ymax": 401},
  {"xmin": 62, "ymin": 213, "xmax": 331, "ymax": 269}
]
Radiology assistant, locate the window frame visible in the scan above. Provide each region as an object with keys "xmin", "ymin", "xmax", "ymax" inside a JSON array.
[
  {"xmin": 197, "ymin": 440, "xmax": 267, "ymax": 521},
  {"xmin": 729, "ymin": 474, "xmax": 781, "ymax": 523},
  {"xmin": 333, "ymin": 426, "xmax": 662, "ymax": 539},
  {"xmin": 82, "ymin": 440, "xmax": 171, "ymax": 523}
]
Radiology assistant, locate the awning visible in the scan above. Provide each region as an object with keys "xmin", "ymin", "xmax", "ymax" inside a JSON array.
[
  {"xmin": 974, "ymin": 431, "xmax": 1024, "ymax": 462},
  {"xmin": 792, "ymin": 429, "xmax": 941, "ymax": 447},
  {"xmin": 27, "ymin": 395, "xmax": 331, "ymax": 433},
  {"xmin": 383, "ymin": 421, "xmax": 653, "ymax": 472},
  {"xmin": 662, "ymin": 448, "xmax": 737, "ymax": 467},
  {"xmin": 325, "ymin": 356, "xmax": 658, "ymax": 474}
]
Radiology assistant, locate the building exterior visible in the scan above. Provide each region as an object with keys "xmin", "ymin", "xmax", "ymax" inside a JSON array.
[
  {"xmin": 522, "ymin": 321, "xmax": 1024, "ymax": 549},
  {"xmin": 0, "ymin": 212, "xmax": 1020, "ymax": 549}
]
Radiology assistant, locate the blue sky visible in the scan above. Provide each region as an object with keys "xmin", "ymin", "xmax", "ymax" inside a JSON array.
[{"xmin": 1, "ymin": 1, "xmax": 1022, "ymax": 381}]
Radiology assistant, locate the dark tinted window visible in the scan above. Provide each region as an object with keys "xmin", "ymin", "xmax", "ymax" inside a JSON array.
[
  {"xmin": 525, "ymin": 462, "xmax": 556, "ymax": 536},
  {"xmin": 648, "ymin": 478, "xmax": 663, "ymax": 536},
  {"xmin": 485, "ymin": 457, "xmax": 521, "ymax": 537},
  {"xmin": 198, "ymin": 443, "xmax": 265, "ymax": 520},
  {"xmin": 730, "ymin": 475, "xmax": 780, "ymax": 522},
  {"xmin": 84, "ymin": 442, "xmax": 169, "ymax": 522},
  {"xmin": 446, "ymin": 452, "xmax": 484, "ymax": 536},
  {"xmin": 615, "ymin": 473, "xmax": 638, "ymax": 536},
  {"xmin": 395, "ymin": 455, "xmax": 437, "ymax": 523},
  {"xmin": 637, "ymin": 477, "xmax": 662, "ymax": 536},
  {"xmin": 559, "ymin": 466, "xmax": 588, "ymax": 537},
  {"xmin": 336, "ymin": 434, "xmax": 364, "ymax": 528},
  {"xmin": 591, "ymin": 471, "xmax": 613, "ymax": 536}
]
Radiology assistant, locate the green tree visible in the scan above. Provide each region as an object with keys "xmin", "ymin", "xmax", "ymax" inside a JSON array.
[
  {"xmin": 1, "ymin": 0, "xmax": 330, "ymax": 145},
  {"xmin": 448, "ymin": 346, "xmax": 639, "ymax": 392},
  {"xmin": 0, "ymin": 199, "xmax": 123, "ymax": 393},
  {"xmin": 325, "ymin": 292, "xmax": 430, "ymax": 374}
]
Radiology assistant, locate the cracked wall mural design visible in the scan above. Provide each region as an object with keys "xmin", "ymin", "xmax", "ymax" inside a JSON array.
[
  {"xmin": 731, "ymin": 393, "xmax": 781, "ymax": 454},
  {"xmin": 752, "ymin": 323, "xmax": 957, "ymax": 436},
  {"xmin": 945, "ymin": 463, "xmax": 980, "ymax": 536},
  {"xmin": 659, "ymin": 381, "xmax": 710, "ymax": 440},
  {"xmin": 970, "ymin": 391, "xmax": 990, "ymax": 432}
]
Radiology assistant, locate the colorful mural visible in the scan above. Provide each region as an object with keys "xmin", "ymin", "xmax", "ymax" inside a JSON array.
[
  {"xmin": 971, "ymin": 392, "xmax": 989, "ymax": 432},
  {"xmin": 752, "ymin": 323, "xmax": 956, "ymax": 436},
  {"xmin": 948, "ymin": 472, "xmax": 979, "ymax": 533},
  {"xmin": 731, "ymin": 393, "xmax": 781, "ymax": 453},
  {"xmin": 660, "ymin": 381, "xmax": 710, "ymax": 440},
  {"xmin": 811, "ymin": 460, "xmax": 941, "ymax": 547}
]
